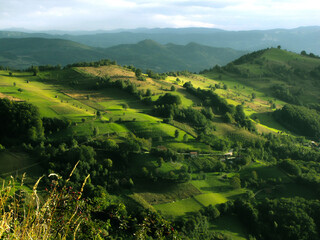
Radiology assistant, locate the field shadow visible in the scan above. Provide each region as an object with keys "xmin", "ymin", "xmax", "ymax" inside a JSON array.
[
  {"xmin": 2, "ymin": 92, "xmax": 18, "ymax": 94},
  {"xmin": 251, "ymin": 111, "xmax": 288, "ymax": 132},
  {"xmin": 176, "ymin": 88, "xmax": 201, "ymax": 105},
  {"xmin": 201, "ymin": 185, "xmax": 232, "ymax": 192}
]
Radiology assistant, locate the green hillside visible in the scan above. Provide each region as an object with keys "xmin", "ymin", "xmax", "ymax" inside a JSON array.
[
  {"xmin": 0, "ymin": 38, "xmax": 245, "ymax": 72},
  {"xmin": 2, "ymin": 53, "xmax": 320, "ymax": 239},
  {"xmin": 104, "ymin": 40, "xmax": 246, "ymax": 72},
  {"xmin": 202, "ymin": 47, "xmax": 320, "ymax": 105},
  {"xmin": 0, "ymin": 38, "xmax": 107, "ymax": 69}
]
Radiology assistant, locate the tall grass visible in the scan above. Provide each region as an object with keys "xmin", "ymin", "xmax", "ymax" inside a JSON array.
[{"xmin": 0, "ymin": 162, "xmax": 90, "ymax": 239}]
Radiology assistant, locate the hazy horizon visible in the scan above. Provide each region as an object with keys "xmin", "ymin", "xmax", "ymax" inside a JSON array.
[{"xmin": 1, "ymin": 25, "xmax": 320, "ymax": 33}]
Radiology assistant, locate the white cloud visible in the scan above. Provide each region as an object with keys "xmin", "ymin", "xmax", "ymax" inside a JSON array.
[
  {"xmin": 0, "ymin": 0, "xmax": 319, "ymax": 30},
  {"xmin": 153, "ymin": 14, "xmax": 216, "ymax": 28}
]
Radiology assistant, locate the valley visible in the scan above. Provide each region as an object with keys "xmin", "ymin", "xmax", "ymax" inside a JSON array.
[{"xmin": 1, "ymin": 46, "xmax": 320, "ymax": 239}]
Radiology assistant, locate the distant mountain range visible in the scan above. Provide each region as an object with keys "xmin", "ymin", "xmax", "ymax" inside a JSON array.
[
  {"xmin": 1, "ymin": 26, "xmax": 319, "ymax": 54},
  {"xmin": 0, "ymin": 38, "xmax": 245, "ymax": 72},
  {"xmin": 103, "ymin": 40, "xmax": 246, "ymax": 72}
]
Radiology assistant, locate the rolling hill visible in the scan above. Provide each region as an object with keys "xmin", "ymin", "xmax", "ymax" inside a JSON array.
[
  {"xmin": 0, "ymin": 38, "xmax": 106, "ymax": 69},
  {"xmin": 0, "ymin": 38, "xmax": 245, "ymax": 72},
  {"xmin": 202, "ymin": 47, "xmax": 320, "ymax": 105},
  {"xmin": 104, "ymin": 40, "xmax": 246, "ymax": 72}
]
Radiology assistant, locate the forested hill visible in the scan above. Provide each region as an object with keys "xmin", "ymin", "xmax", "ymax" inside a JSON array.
[
  {"xmin": 103, "ymin": 40, "xmax": 246, "ymax": 72},
  {"xmin": 202, "ymin": 47, "xmax": 320, "ymax": 105},
  {"xmin": 1, "ymin": 26, "xmax": 320, "ymax": 54},
  {"xmin": 0, "ymin": 38, "xmax": 106, "ymax": 69},
  {"xmin": 0, "ymin": 38, "xmax": 245, "ymax": 72}
]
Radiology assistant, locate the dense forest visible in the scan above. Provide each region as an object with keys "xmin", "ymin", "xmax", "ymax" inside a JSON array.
[{"xmin": 274, "ymin": 104, "xmax": 320, "ymax": 138}]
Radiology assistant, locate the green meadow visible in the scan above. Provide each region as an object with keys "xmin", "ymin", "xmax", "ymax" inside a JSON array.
[
  {"xmin": 153, "ymin": 172, "xmax": 246, "ymax": 217},
  {"xmin": 0, "ymin": 71, "xmax": 95, "ymax": 118}
]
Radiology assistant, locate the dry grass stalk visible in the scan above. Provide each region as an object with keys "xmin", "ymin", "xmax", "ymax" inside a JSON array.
[{"xmin": 0, "ymin": 163, "xmax": 89, "ymax": 239}]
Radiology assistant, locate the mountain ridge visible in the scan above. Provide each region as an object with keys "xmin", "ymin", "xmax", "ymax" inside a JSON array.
[
  {"xmin": 1, "ymin": 26, "xmax": 319, "ymax": 54},
  {"xmin": 0, "ymin": 38, "xmax": 246, "ymax": 72}
]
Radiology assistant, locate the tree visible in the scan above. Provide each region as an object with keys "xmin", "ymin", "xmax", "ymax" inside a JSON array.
[
  {"xmin": 224, "ymin": 112, "xmax": 234, "ymax": 123},
  {"xmin": 104, "ymin": 158, "xmax": 113, "ymax": 168},
  {"xmin": 174, "ymin": 129, "xmax": 179, "ymax": 138},
  {"xmin": 122, "ymin": 103, "xmax": 129, "ymax": 110},
  {"xmin": 171, "ymin": 85, "xmax": 176, "ymax": 91},
  {"xmin": 135, "ymin": 68, "xmax": 142, "ymax": 77},
  {"xmin": 230, "ymin": 176, "xmax": 241, "ymax": 189},
  {"xmin": 183, "ymin": 134, "xmax": 188, "ymax": 142},
  {"xmin": 32, "ymin": 66, "xmax": 39, "ymax": 76},
  {"xmin": 157, "ymin": 157, "xmax": 164, "ymax": 167},
  {"xmin": 142, "ymin": 167, "xmax": 149, "ymax": 177},
  {"xmin": 0, "ymin": 99, "xmax": 44, "ymax": 142},
  {"xmin": 146, "ymin": 89, "xmax": 152, "ymax": 96},
  {"xmin": 128, "ymin": 178, "xmax": 134, "ymax": 189},
  {"xmin": 155, "ymin": 93, "xmax": 182, "ymax": 105},
  {"xmin": 279, "ymin": 159, "xmax": 301, "ymax": 176},
  {"xmin": 223, "ymin": 84, "xmax": 228, "ymax": 90},
  {"xmin": 93, "ymin": 127, "xmax": 99, "ymax": 136}
]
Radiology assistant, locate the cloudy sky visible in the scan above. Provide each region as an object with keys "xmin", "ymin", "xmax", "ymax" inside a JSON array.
[{"xmin": 0, "ymin": 0, "xmax": 319, "ymax": 31}]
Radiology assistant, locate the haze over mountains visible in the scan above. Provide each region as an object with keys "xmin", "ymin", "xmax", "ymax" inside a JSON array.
[
  {"xmin": 0, "ymin": 38, "xmax": 246, "ymax": 72},
  {"xmin": 1, "ymin": 26, "xmax": 320, "ymax": 55},
  {"xmin": 0, "ymin": 26, "xmax": 319, "ymax": 72}
]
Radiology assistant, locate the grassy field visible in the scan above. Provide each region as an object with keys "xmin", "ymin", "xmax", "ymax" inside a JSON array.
[
  {"xmin": 240, "ymin": 162, "xmax": 317, "ymax": 199},
  {"xmin": 191, "ymin": 172, "xmax": 246, "ymax": 199},
  {"xmin": 0, "ymin": 71, "xmax": 95, "ymax": 118},
  {"xmin": 78, "ymin": 66, "xmax": 202, "ymax": 108},
  {"xmin": 154, "ymin": 197, "xmax": 203, "ymax": 216},
  {"xmin": 153, "ymin": 172, "xmax": 246, "ymax": 217},
  {"xmin": 0, "ymin": 151, "xmax": 43, "ymax": 177},
  {"xmin": 162, "ymin": 141, "xmax": 213, "ymax": 152},
  {"xmin": 165, "ymin": 69, "xmax": 291, "ymax": 136},
  {"xmin": 134, "ymin": 181, "xmax": 201, "ymax": 205},
  {"xmin": 241, "ymin": 162, "xmax": 290, "ymax": 183},
  {"xmin": 0, "ymin": 151, "xmax": 44, "ymax": 191}
]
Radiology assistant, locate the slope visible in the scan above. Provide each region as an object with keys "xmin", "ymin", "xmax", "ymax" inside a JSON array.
[
  {"xmin": 0, "ymin": 38, "xmax": 106, "ymax": 69},
  {"xmin": 202, "ymin": 47, "xmax": 320, "ymax": 105},
  {"xmin": 0, "ymin": 38, "xmax": 245, "ymax": 72},
  {"xmin": 104, "ymin": 40, "xmax": 246, "ymax": 72}
]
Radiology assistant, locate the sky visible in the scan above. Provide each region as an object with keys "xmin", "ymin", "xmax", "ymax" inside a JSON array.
[{"xmin": 0, "ymin": 0, "xmax": 319, "ymax": 31}]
